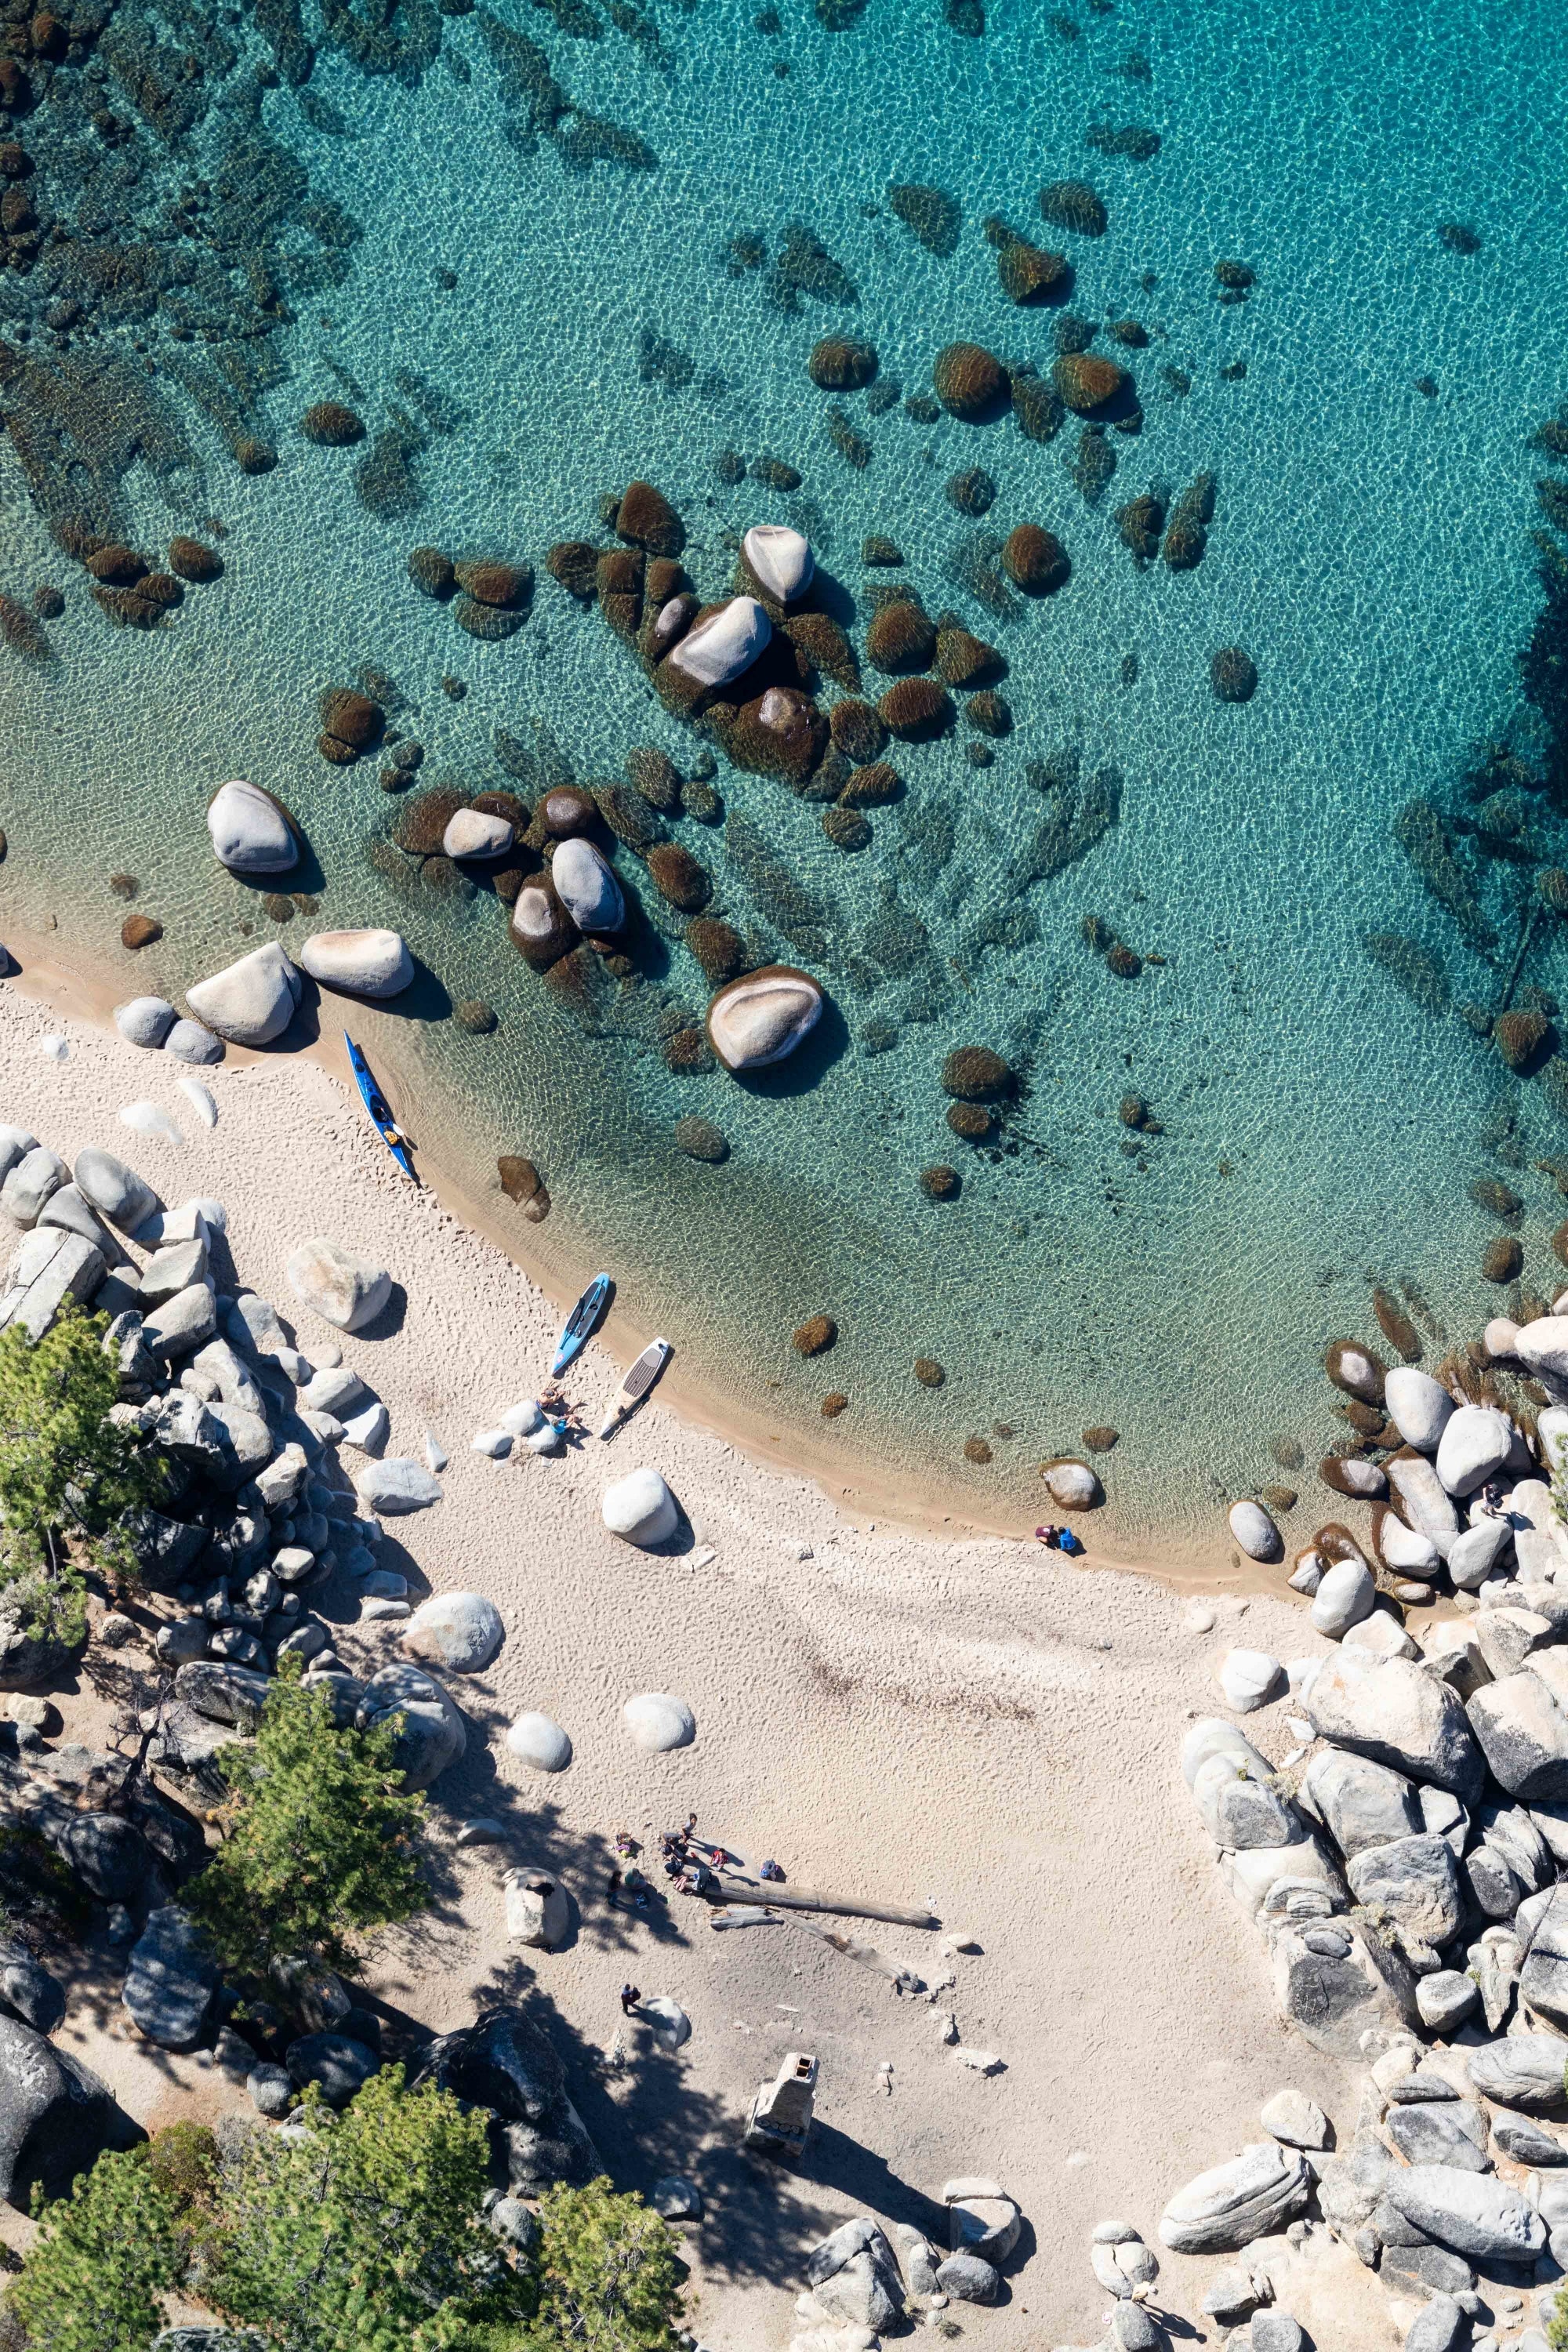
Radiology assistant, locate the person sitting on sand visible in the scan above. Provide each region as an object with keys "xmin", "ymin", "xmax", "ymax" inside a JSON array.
[
  {"xmin": 1035, "ymin": 1523, "xmax": 1062, "ymax": 1548},
  {"xmin": 759, "ymin": 1858, "xmax": 786, "ymax": 1882}
]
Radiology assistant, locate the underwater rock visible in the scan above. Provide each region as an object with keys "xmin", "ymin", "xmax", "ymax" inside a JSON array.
[
  {"xmin": 594, "ymin": 784, "xmax": 665, "ymax": 855},
  {"xmin": 967, "ymin": 691, "xmax": 1011, "ymax": 736},
  {"xmin": 596, "ymin": 547, "xmax": 644, "ymax": 642},
  {"xmin": 840, "ymin": 761, "xmax": 901, "ymax": 808},
  {"xmin": 1363, "ymin": 931, "xmax": 1450, "ymax": 1015},
  {"xmin": 648, "ymin": 594, "xmax": 698, "ymax": 663},
  {"xmin": 942, "ymin": 1045, "xmax": 1014, "ymax": 1101},
  {"xmin": 997, "ymin": 237, "xmax": 1069, "ymax": 304},
  {"xmin": 1040, "ymin": 179, "xmax": 1107, "ymax": 237},
  {"xmin": 914, "ymin": 1357, "xmax": 946, "ymax": 1388},
  {"xmin": 662, "ymin": 1028, "xmax": 713, "ymax": 1075},
  {"xmin": 821, "ymin": 1393, "xmax": 848, "ymax": 1417},
  {"xmin": 168, "ymin": 537, "xmax": 222, "ymax": 583},
  {"xmin": 644, "ymin": 843, "xmax": 711, "ymax": 912},
  {"xmin": 1160, "ymin": 473, "xmax": 1216, "ymax": 570},
  {"xmin": 1116, "ymin": 492, "xmax": 1164, "ymax": 558},
  {"xmin": 674, "ymin": 1117, "xmax": 728, "ymax": 1163},
  {"xmin": 1069, "ymin": 426, "xmax": 1116, "ymax": 506},
  {"xmin": 235, "ymin": 439, "xmax": 278, "ymax": 476},
  {"xmin": 825, "ymin": 408, "xmax": 872, "ymax": 468},
  {"xmin": 445, "ymin": 809, "xmax": 514, "ymax": 860},
  {"xmin": 1019, "ymin": 755, "xmax": 1120, "ymax": 880},
  {"xmin": 823, "ymin": 808, "xmax": 870, "ymax": 851},
  {"xmin": 784, "ymin": 612, "xmax": 859, "ymax": 691},
  {"xmin": 455, "ymin": 597, "xmax": 524, "ymax": 641},
  {"xmin": 540, "ymin": 785, "xmax": 598, "ymax": 838},
  {"xmin": 862, "ymin": 535, "xmax": 904, "ymax": 567},
  {"xmin": 455, "ymin": 1000, "xmax": 497, "ymax": 1033},
  {"xmin": 830, "ymin": 700, "xmax": 887, "ymax": 762},
  {"xmin": 394, "ymin": 789, "xmax": 466, "ymax": 855},
  {"xmin": 879, "ymin": 680, "xmax": 953, "ymax": 740},
  {"xmin": 948, "ymin": 1102, "xmax": 993, "ymax": 1139},
  {"xmin": 707, "ymin": 965, "xmax": 824, "ymax": 1073},
  {"xmin": 615, "ymin": 480, "xmax": 684, "ymax": 557},
  {"xmin": 510, "ymin": 877, "xmax": 580, "ymax": 970},
  {"xmin": 122, "ymin": 915, "xmax": 162, "ymax": 949},
  {"xmin": 408, "ymin": 546, "xmax": 456, "ymax": 599},
  {"xmin": 808, "ymin": 337, "xmax": 878, "ymax": 391},
  {"xmin": 920, "ymin": 1165, "xmax": 960, "ymax": 1199},
  {"xmin": 1009, "ymin": 367, "xmax": 1065, "ymax": 444},
  {"xmin": 1482, "ymin": 1236, "xmax": 1523, "ymax": 1283},
  {"xmin": 1392, "ymin": 800, "xmax": 1497, "ymax": 953},
  {"xmin": 319, "ymin": 688, "xmax": 383, "ymax": 763},
  {"xmin": 936, "ymin": 628, "xmax": 1003, "ymax": 689},
  {"xmin": 1002, "ymin": 524, "xmax": 1069, "ymax": 593},
  {"xmin": 625, "ymin": 747, "xmax": 682, "ymax": 813},
  {"xmin": 934, "ymin": 343, "xmax": 1009, "ymax": 420},
  {"xmin": 455, "ymin": 558, "xmax": 532, "ymax": 608},
  {"xmin": 1494, "ymin": 1007, "xmax": 1552, "ymax": 1073},
  {"xmin": 1210, "ymin": 648, "xmax": 1258, "ymax": 702},
  {"xmin": 546, "ymin": 540, "xmax": 601, "ymax": 600},
  {"xmin": 684, "ymin": 916, "xmax": 746, "ymax": 984},
  {"xmin": 888, "ymin": 181, "xmax": 960, "ymax": 257},
  {"xmin": 725, "ymin": 687, "xmax": 827, "ymax": 784},
  {"xmin": 1214, "ymin": 260, "xmax": 1255, "ymax": 297},
  {"xmin": 867, "ymin": 600, "xmax": 937, "ymax": 674},
  {"xmin": 84, "ymin": 543, "xmax": 144, "ymax": 587},
  {"xmin": 300, "ymin": 401, "xmax": 364, "ymax": 445},
  {"xmin": 946, "ymin": 467, "xmax": 997, "ymax": 517},
  {"xmin": 793, "ymin": 1313, "xmax": 837, "ymax": 1356},
  {"xmin": 1053, "ymin": 353, "xmax": 1128, "ymax": 413},
  {"xmin": 1087, "ymin": 122, "xmax": 1160, "ymax": 160}
]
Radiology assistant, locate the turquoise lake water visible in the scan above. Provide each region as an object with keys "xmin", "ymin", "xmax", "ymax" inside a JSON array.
[{"xmin": 1, "ymin": 0, "xmax": 1566, "ymax": 1547}]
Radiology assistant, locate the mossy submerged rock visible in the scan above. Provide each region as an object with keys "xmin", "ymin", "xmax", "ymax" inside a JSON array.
[
  {"xmin": 685, "ymin": 916, "xmax": 748, "ymax": 984},
  {"xmin": 319, "ymin": 687, "xmax": 383, "ymax": 753},
  {"xmin": 1210, "ymin": 646, "xmax": 1258, "ymax": 702},
  {"xmin": 673, "ymin": 1116, "xmax": 728, "ymax": 1163},
  {"xmin": 300, "ymin": 401, "xmax": 364, "ymax": 445},
  {"xmin": 942, "ymin": 1045, "xmax": 1014, "ymax": 1101},
  {"xmin": 644, "ymin": 842, "xmax": 711, "ymax": 912},
  {"xmin": 1052, "ymin": 352, "xmax": 1128, "ymax": 413},
  {"xmin": 840, "ymin": 760, "xmax": 901, "ymax": 808},
  {"xmin": 808, "ymin": 337, "xmax": 878, "ymax": 391},
  {"xmin": 168, "ymin": 536, "xmax": 223, "ymax": 583},
  {"xmin": 615, "ymin": 480, "xmax": 684, "ymax": 558},
  {"xmin": 793, "ymin": 1313, "xmax": 837, "ymax": 1356},
  {"xmin": 878, "ymin": 678, "xmax": 953, "ymax": 740},
  {"xmin": 546, "ymin": 540, "xmax": 601, "ymax": 600},
  {"xmin": 998, "ymin": 238, "xmax": 1069, "ymax": 303},
  {"xmin": 936, "ymin": 628, "xmax": 1003, "ymax": 689},
  {"xmin": 1040, "ymin": 179, "xmax": 1108, "ymax": 237},
  {"xmin": 829, "ymin": 699, "xmax": 888, "ymax": 763},
  {"xmin": 866, "ymin": 600, "xmax": 937, "ymax": 674},
  {"xmin": 1001, "ymin": 524, "xmax": 1069, "ymax": 593},
  {"xmin": 933, "ymin": 343, "xmax": 1009, "ymax": 419}
]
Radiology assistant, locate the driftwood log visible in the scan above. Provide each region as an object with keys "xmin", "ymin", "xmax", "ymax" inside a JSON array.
[{"xmin": 710, "ymin": 1876, "xmax": 936, "ymax": 1929}]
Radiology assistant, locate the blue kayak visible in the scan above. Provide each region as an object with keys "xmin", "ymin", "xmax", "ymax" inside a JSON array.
[
  {"xmin": 552, "ymin": 1272, "xmax": 612, "ymax": 1377},
  {"xmin": 345, "ymin": 1032, "xmax": 416, "ymax": 1181}
]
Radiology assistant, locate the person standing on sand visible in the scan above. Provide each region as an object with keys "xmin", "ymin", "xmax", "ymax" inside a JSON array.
[{"xmin": 619, "ymin": 1984, "xmax": 641, "ymax": 2016}]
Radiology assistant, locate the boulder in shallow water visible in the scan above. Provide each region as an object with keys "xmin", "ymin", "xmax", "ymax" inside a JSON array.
[
  {"xmin": 706, "ymin": 965, "xmax": 823, "ymax": 1073},
  {"xmin": 287, "ymin": 1236, "xmax": 391, "ymax": 1331},
  {"xmin": 665, "ymin": 596, "xmax": 771, "ymax": 688},
  {"xmin": 742, "ymin": 524, "xmax": 814, "ymax": 604},
  {"xmin": 1042, "ymin": 1457, "xmax": 1100, "ymax": 1508},
  {"xmin": 550, "ymin": 837, "xmax": 625, "ymax": 935},
  {"xmin": 1383, "ymin": 1366, "xmax": 1454, "ymax": 1452},
  {"xmin": 206, "ymin": 780, "xmax": 299, "ymax": 875},
  {"xmin": 445, "ymin": 808, "xmax": 514, "ymax": 860},
  {"xmin": 186, "ymin": 943, "xmax": 299, "ymax": 1047},
  {"xmin": 1229, "ymin": 1499, "xmax": 1283, "ymax": 1562},
  {"xmin": 298, "ymin": 929, "xmax": 412, "ymax": 1000}
]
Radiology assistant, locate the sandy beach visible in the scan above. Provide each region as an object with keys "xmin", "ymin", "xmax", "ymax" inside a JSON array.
[{"xmin": 0, "ymin": 973, "xmax": 1386, "ymax": 2348}]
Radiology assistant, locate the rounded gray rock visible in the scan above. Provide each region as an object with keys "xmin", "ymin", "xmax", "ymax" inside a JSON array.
[
  {"xmin": 285, "ymin": 2031, "xmax": 379, "ymax": 2107},
  {"xmin": 355, "ymin": 1662, "xmax": 466, "ymax": 1788},
  {"xmin": 114, "ymin": 996, "xmax": 177, "ymax": 1049},
  {"xmin": 248, "ymin": 2063, "xmax": 294, "ymax": 2118},
  {"xmin": 164, "ymin": 1019, "xmax": 224, "ymax": 1065},
  {"xmin": 401, "ymin": 1592, "xmax": 504, "ymax": 1674},
  {"xmin": 935, "ymin": 2252, "xmax": 999, "ymax": 2303},
  {"xmin": 505, "ymin": 1711, "xmax": 572, "ymax": 1772}
]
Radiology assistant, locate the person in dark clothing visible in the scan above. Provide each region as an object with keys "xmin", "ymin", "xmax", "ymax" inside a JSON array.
[{"xmin": 619, "ymin": 1984, "xmax": 641, "ymax": 2016}]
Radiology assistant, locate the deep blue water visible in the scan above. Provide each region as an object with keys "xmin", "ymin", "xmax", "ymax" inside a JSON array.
[{"xmin": 2, "ymin": 0, "xmax": 1566, "ymax": 1544}]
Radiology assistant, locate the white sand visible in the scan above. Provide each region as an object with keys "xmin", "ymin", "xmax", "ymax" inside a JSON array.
[{"xmin": 0, "ymin": 979, "xmax": 1387, "ymax": 2347}]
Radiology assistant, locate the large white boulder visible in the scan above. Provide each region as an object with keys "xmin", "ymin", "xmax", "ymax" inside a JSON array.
[
  {"xmin": 1304, "ymin": 1650, "xmax": 1483, "ymax": 1798},
  {"xmin": 743, "ymin": 524, "xmax": 814, "ymax": 604},
  {"xmin": 73, "ymin": 1147, "xmax": 158, "ymax": 1231},
  {"xmin": 1311, "ymin": 1556, "xmax": 1375, "ymax": 1639},
  {"xmin": 1374, "ymin": 1510, "xmax": 1441, "ymax": 1578},
  {"xmin": 504, "ymin": 1869, "xmax": 568, "ymax": 1949},
  {"xmin": 1384, "ymin": 1367, "xmax": 1454, "ymax": 1453},
  {"xmin": 298, "ymin": 929, "xmax": 412, "ymax": 1000},
  {"xmin": 1228, "ymin": 1500, "xmax": 1282, "ymax": 1563},
  {"xmin": 287, "ymin": 1237, "xmax": 391, "ymax": 1332},
  {"xmin": 1042, "ymin": 1459, "xmax": 1099, "ymax": 1508},
  {"xmin": 666, "ymin": 594, "xmax": 770, "ymax": 686},
  {"xmin": 622, "ymin": 1692, "xmax": 695, "ymax": 1752},
  {"xmin": 1517, "ymin": 1317, "xmax": 1568, "ymax": 1385},
  {"xmin": 1180, "ymin": 1719, "xmax": 1270, "ymax": 1788},
  {"xmin": 551, "ymin": 839, "xmax": 624, "ymax": 935},
  {"xmin": 506, "ymin": 1712, "xmax": 572, "ymax": 1772},
  {"xmin": 1434, "ymin": 1403, "xmax": 1514, "ymax": 1497},
  {"xmin": 1217, "ymin": 1650, "xmax": 1283, "ymax": 1714},
  {"xmin": 1381, "ymin": 2167, "xmax": 1544, "ymax": 2261},
  {"xmin": 1157, "ymin": 2141, "xmax": 1312, "ymax": 2253},
  {"xmin": 1385, "ymin": 1453, "xmax": 1459, "ymax": 1557},
  {"xmin": 602, "ymin": 1466, "xmax": 678, "ymax": 1546},
  {"xmin": 444, "ymin": 808, "xmax": 514, "ymax": 860},
  {"xmin": 186, "ymin": 943, "xmax": 299, "ymax": 1046},
  {"xmin": 206, "ymin": 779, "xmax": 298, "ymax": 874},
  {"xmin": 706, "ymin": 966, "xmax": 823, "ymax": 1073}
]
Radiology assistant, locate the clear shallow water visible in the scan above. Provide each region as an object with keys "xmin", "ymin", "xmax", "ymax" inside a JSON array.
[{"xmin": 1, "ymin": 0, "xmax": 1566, "ymax": 1545}]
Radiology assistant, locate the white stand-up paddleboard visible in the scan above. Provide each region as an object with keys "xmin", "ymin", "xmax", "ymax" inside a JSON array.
[{"xmin": 600, "ymin": 1338, "xmax": 672, "ymax": 1438}]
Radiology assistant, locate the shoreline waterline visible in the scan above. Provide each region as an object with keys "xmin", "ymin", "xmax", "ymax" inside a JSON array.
[{"xmin": 0, "ymin": 919, "xmax": 1268, "ymax": 1592}]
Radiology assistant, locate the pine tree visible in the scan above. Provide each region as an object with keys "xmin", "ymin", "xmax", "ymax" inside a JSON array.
[
  {"xmin": 0, "ymin": 1305, "xmax": 164, "ymax": 1650},
  {"xmin": 7, "ymin": 2145, "xmax": 187, "ymax": 2352},
  {"xmin": 517, "ymin": 2180, "xmax": 685, "ymax": 2352},
  {"xmin": 186, "ymin": 1659, "xmax": 430, "ymax": 1980},
  {"xmin": 207, "ymin": 2067, "xmax": 524, "ymax": 2350}
]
